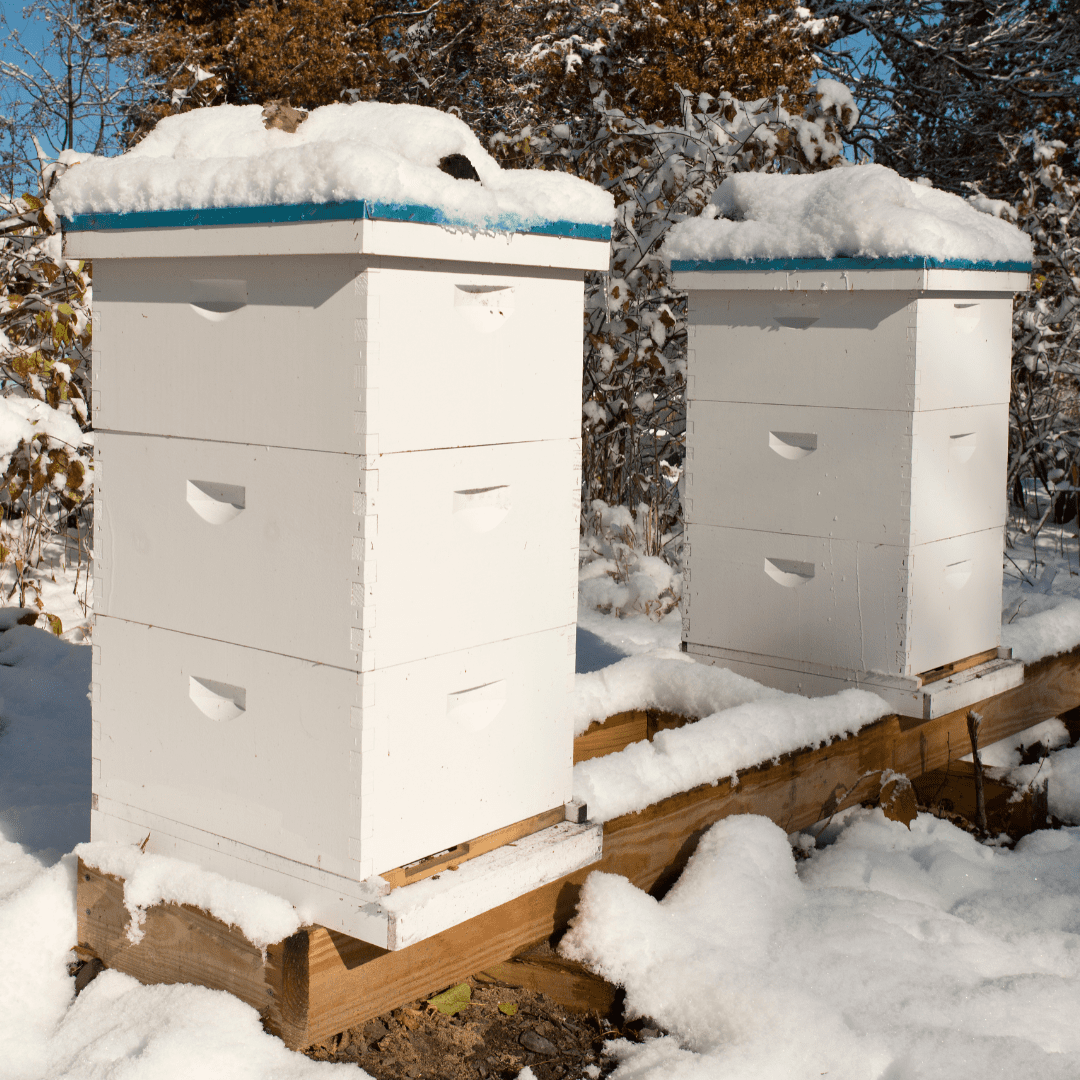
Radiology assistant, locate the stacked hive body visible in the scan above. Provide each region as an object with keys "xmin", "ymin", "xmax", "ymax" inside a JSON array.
[
  {"xmin": 66, "ymin": 207, "xmax": 609, "ymax": 946},
  {"xmin": 673, "ymin": 258, "xmax": 1029, "ymax": 718}
]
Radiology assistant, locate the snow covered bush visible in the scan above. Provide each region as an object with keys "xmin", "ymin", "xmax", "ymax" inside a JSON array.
[
  {"xmin": 1006, "ymin": 139, "xmax": 1080, "ymax": 528},
  {"xmin": 0, "ymin": 152, "xmax": 93, "ymax": 624},
  {"xmin": 579, "ymin": 499, "xmax": 682, "ymax": 619}
]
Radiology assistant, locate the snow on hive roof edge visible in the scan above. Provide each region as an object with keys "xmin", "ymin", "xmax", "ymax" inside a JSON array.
[
  {"xmin": 52, "ymin": 101, "xmax": 615, "ymax": 235},
  {"xmin": 665, "ymin": 164, "xmax": 1033, "ymax": 268}
]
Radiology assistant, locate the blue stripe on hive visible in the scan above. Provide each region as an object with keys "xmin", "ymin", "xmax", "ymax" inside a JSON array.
[
  {"xmin": 60, "ymin": 199, "xmax": 612, "ymax": 240},
  {"xmin": 670, "ymin": 255, "xmax": 1032, "ymax": 273}
]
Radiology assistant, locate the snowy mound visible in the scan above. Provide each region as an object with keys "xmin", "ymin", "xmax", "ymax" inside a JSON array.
[
  {"xmin": 665, "ymin": 163, "xmax": 1032, "ymax": 265},
  {"xmin": 52, "ymin": 102, "xmax": 614, "ymax": 229}
]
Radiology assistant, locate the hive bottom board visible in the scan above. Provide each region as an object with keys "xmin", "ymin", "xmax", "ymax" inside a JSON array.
[
  {"xmin": 90, "ymin": 802, "xmax": 602, "ymax": 950},
  {"xmin": 686, "ymin": 643, "xmax": 1025, "ymax": 720},
  {"xmin": 91, "ymin": 615, "xmax": 576, "ymax": 891}
]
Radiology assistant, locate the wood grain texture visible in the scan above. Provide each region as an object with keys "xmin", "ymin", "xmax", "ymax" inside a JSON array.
[
  {"xmin": 573, "ymin": 710, "xmax": 647, "ymax": 763},
  {"xmin": 77, "ymin": 859, "xmax": 284, "ymax": 1027},
  {"xmin": 919, "ymin": 648, "xmax": 1000, "ymax": 685},
  {"xmin": 379, "ymin": 806, "xmax": 566, "ymax": 888},
  {"xmin": 76, "ymin": 648, "xmax": 1080, "ymax": 1048},
  {"xmin": 477, "ymin": 952, "xmax": 617, "ymax": 1016}
]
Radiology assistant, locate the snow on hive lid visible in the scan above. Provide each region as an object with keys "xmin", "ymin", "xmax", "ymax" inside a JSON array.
[
  {"xmin": 53, "ymin": 102, "xmax": 614, "ymax": 238},
  {"xmin": 665, "ymin": 164, "xmax": 1032, "ymax": 271}
]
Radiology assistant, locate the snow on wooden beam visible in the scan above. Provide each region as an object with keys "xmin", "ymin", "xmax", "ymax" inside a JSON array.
[{"xmin": 76, "ymin": 647, "xmax": 1080, "ymax": 1050}]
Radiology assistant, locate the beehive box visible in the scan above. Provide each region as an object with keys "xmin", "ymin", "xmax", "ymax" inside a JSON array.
[
  {"xmin": 66, "ymin": 203, "xmax": 609, "ymax": 947},
  {"xmin": 672, "ymin": 257, "xmax": 1030, "ymax": 718}
]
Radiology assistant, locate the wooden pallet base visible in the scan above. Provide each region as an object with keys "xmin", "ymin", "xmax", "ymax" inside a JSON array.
[{"xmin": 77, "ymin": 648, "xmax": 1080, "ymax": 1049}]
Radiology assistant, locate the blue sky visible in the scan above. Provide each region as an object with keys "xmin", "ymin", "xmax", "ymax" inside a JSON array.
[
  {"xmin": 2, "ymin": 1, "xmax": 51, "ymax": 85},
  {"xmin": 1, "ymin": 0, "xmax": 126, "ymax": 191}
]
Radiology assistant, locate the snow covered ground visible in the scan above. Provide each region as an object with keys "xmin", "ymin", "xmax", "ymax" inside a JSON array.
[
  {"xmin": 6, "ymin": 518, "xmax": 1080, "ymax": 1078},
  {"xmin": 563, "ymin": 811, "xmax": 1080, "ymax": 1080},
  {"xmin": 1001, "ymin": 519, "xmax": 1080, "ymax": 663}
]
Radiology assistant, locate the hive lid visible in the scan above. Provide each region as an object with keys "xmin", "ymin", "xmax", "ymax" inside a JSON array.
[
  {"xmin": 52, "ymin": 101, "xmax": 614, "ymax": 243},
  {"xmin": 670, "ymin": 253, "xmax": 1030, "ymax": 294},
  {"xmin": 664, "ymin": 164, "xmax": 1033, "ymax": 271}
]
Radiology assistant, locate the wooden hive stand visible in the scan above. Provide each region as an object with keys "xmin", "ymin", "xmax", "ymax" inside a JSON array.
[{"xmin": 77, "ymin": 647, "xmax": 1080, "ymax": 1049}]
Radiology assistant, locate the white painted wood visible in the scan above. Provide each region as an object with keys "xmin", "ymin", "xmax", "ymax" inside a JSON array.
[
  {"xmin": 90, "ymin": 802, "xmax": 394, "ymax": 945},
  {"xmin": 65, "ymin": 215, "xmax": 611, "ymax": 269},
  {"xmin": 372, "ymin": 440, "xmax": 579, "ymax": 668},
  {"xmin": 85, "ymin": 209, "xmax": 595, "ymax": 935},
  {"xmin": 369, "ymin": 626, "xmax": 576, "ymax": 871},
  {"xmin": 673, "ymin": 266, "xmax": 1028, "ymax": 295},
  {"xmin": 907, "ymin": 526, "xmax": 1006, "ymax": 674},
  {"xmin": 80, "ymin": 205, "xmax": 600, "ymax": 946},
  {"xmin": 684, "ymin": 523, "xmax": 1005, "ymax": 678},
  {"xmin": 92, "ymin": 613, "xmax": 361, "ymax": 878},
  {"xmin": 688, "ymin": 641, "xmax": 922, "ymax": 692},
  {"xmin": 679, "ymin": 265, "xmax": 1023, "ymax": 695},
  {"xmin": 354, "ymin": 262, "xmax": 583, "ymax": 453},
  {"xmin": 685, "ymin": 401, "xmax": 1007, "ymax": 544},
  {"xmin": 686, "ymin": 290, "xmax": 1013, "ymax": 412},
  {"xmin": 383, "ymin": 822, "xmax": 603, "ymax": 950},
  {"xmin": 91, "ymin": 256, "xmax": 583, "ymax": 452},
  {"xmin": 93, "ymin": 614, "xmax": 577, "ymax": 884},
  {"xmin": 685, "ymin": 525, "xmax": 908, "ymax": 677},
  {"xmin": 913, "ymin": 296, "xmax": 1014, "ymax": 410},
  {"xmin": 361, "ymin": 217, "xmax": 610, "ymax": 270},
  {"xmin": 915, "ymin": 656, "xmax": 1024, "ymax": 719},
  {"xmin": 94, "ymin": 434, "xmax": 579, "ymax": 669},
  {"xmin": 687, "ymin": 290, "xmax": 916, "ymax": 411},
  {"xmin": 686, "ymin": 645, "xmax": 1024, "ymax": 720}
]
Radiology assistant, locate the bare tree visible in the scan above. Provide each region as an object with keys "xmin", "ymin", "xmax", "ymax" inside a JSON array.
[{"xmin": 1, "ymin": 0, "xmax": 132, "ymax": 191}]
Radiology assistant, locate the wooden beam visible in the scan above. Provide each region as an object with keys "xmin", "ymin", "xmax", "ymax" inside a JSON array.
[
  {"xmin": 573, "ymin": 708, "xmax": 695, "ymax": 764},
  {"xmin": 911, "ymin": 759, "xmax": 1048, "ymax": 838},
  {"xmin": 477, "ymin": 949, "xmax": 618, "ymax": 1017},
  {"xmin": 573, "ymin": 710, "xmax": 647, "ymax": 763},
  {"xmin": 76, "ymin": 648, "xmax": 1080, "ymax": 1048},
  {"xmin": 77, "ymin": 858, "xmax": 299, "ymax": 1040},
  {"xmin": 919, "ymin": 647, "xmax": 1000, "ymax": 685},
  {"xmin": 378, "ymin": 806, "xmax": 566, "ymax": 889}
]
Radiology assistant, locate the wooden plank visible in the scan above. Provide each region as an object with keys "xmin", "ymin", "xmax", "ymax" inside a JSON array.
[
  {"xmin": 477, "ymin": 949, "xmax": 618, "ymax": 1016},
  {"xmin": 378, "ymin": 806, "xmax": 566, "ymax": 889},
  {"xmin": 76, "ymin": 648, "xmax": 1080, "ymax": 1048},
  {"xmin": 919, "ymin": 648, "xmax": 1000, "ymax": 685},
  {"xmin": 646, "ymin": 709, "xmax": 694, "ymax": 738},
  {"xmin": 77, "ymin": 858, "xmax": 287, "ymax": 1029},
  {"xmin": 574, "ymin": 710, "xmax": 647, "ymax": 763},
  {"xmin": 573, "ymin": 709, "xmax": 693, "ymax": 764},
  {"xmin": 911, "ymin": 759, "xmax": 1048, "ymax": 837}
]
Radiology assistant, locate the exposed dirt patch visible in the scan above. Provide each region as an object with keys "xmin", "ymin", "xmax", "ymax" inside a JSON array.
[{"xmin": 303, "ymin": 976, "xmax": 659, "ymax": 1079}]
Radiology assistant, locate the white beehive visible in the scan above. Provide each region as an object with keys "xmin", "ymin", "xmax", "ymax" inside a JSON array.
[
  {"xmin": 672, "ymin": 257, "xmax": 1030, "ymax": 718},
  {"xmin": 65, "ymin": 202, "xmax": 609, "ymax": 948}
]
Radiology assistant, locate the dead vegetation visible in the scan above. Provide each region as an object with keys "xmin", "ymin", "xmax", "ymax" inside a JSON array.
[{"xmin": 302, "ymin": 972, "xmax": 656, "ymax": 1080}]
